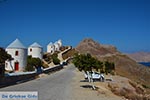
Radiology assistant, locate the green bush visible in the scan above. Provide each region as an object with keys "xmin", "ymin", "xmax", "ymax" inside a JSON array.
[
  {"xmin": 0, "ymin": 47, "xmax": 12, "ymax": 64},
  {"xmin": 104, "ymin": 61, "xmax": 115, "ymax": 75},
  {"xmin": 73, "ymin": 53, "xmax": 115, "ymax": 74},
  {"xmin": 73, "ymin": 53, "xmax": 103, "ymax": 72},
  {"xmin": 25, "ymin": 56, "xmax": 42, "ymax": 71},
  {"xmin": 51, "ymin": 53, "xmax": 60, "ymax": 65},
  {"xmin": 25, "ymin": 64, "xmax": 35, "ymax": 71}
]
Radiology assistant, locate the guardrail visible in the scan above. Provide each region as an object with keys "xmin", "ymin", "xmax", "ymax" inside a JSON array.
[{"xmin": 43, "ymin": 65, "xmax": 63, "ymax": 74}]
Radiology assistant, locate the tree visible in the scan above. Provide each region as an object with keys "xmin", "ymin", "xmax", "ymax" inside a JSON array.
[
  {"xmin": 0, "ymin": 47, "xmax": 12, "ymax": 77},
  {"xmin": 25, "ymin": 56, "xmax": 42, "ymax": 71},
  {"xmin": 73, "ymin": 53, "xmax": 88, "ymax": 72},
  {"xmin": 104, "ymin": 61, "xmax": 115, "ymax": 74},
  {"xmin": 0, "ymin": 47, "xmax": 11, "ymax": 64},
  {"xmin": 73, "ymin": 53, "xmax": 101, "ymax": 72},
  {"xmin": 94, "ymin": 60, "xmax": 103, "ymax": 73},
  {"xmin": 73, "ymin": 53, "xmax": 115, "ymax": 74}
]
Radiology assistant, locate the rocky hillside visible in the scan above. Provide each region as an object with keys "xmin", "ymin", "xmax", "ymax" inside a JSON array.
[
  {"xmin": 126, "ymin": 52, "xmax": 150, "ymax": 62},
  {"xmin": 76, "ymin": 38, "xmax": 150, "ymax": 87},
  {"xmin": 76, "ymin": 38, "xmax": 119, "ymax": 56}
]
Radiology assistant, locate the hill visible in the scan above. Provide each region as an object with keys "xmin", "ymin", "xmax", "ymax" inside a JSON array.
[
  {"xmin": 76, "ymin": 38, "xmax": 150, "ymax": 87},
  {"xmin": 126, "ymin": 52, "xmax": 150, "ymax": 62}
]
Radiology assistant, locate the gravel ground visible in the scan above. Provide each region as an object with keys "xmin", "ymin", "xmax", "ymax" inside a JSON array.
[{"xmin": 72, "ymin": 68, "xmax": 125, "ymax": 100}]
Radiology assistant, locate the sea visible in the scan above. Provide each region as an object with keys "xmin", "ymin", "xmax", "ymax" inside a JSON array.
[{"xmin": 139, "ymin": 62, "xmax": 150, "ymax": 67}]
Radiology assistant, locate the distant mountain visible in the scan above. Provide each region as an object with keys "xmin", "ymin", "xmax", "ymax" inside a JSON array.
[
  {"xmin": 76, "ymin": 38, "xmax": 150, "ymax": 86},
  {"xmin": 126, "ymin": 52, "xmax": 150, "ymax": 62}
]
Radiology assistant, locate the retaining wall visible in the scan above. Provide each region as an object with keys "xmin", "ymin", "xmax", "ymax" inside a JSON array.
[{"xmin": 0, "ymin": 65, "xmax": 63, "ymax": 88}]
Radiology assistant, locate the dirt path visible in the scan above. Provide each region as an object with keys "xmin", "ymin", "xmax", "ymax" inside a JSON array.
[{"xmin": 71, "ymin": 68, "xmax": 125, "ymax": 100}]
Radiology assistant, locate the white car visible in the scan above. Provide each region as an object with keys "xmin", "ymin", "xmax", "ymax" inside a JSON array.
[{"xmin": 84, "ymin": 71, "xmax": 104, "ymax": 81}]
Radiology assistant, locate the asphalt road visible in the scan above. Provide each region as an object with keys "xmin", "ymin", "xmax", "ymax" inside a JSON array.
[{"xmin": 0, "ymin": 64, "xmax": 75, "ymax": 100}]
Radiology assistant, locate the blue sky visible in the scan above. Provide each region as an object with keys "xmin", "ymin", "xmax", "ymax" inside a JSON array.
[{"xmin": 0, "ymin": 0, "xmax": 150, "ymax": 53}]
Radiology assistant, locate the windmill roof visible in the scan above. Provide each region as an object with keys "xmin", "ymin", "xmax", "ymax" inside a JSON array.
[
  {"xmin": 29, "ymin": 42, "xmax": 42, "ymax": 48},
  {"xmin": 48, "ymin": 42, "xmax": 53, "ymax": 45},
  {"xmin": 7, "ymin": 39, "xmax": 26, "ymax": 49},
  {"xmin": 54, "ymin": 41, "xmax": 59, "ymax": 45}
]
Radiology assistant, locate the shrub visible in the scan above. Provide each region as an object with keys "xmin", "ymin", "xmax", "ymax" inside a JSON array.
[
  {"xmin": 25, "ymin": 64, "xmax": 35, "ymax": 71},
  {"xmin": 0, "ymin": 47, "xmax": 12, "ymax": 64},
  {"xmin": 104, "ymin": 61, "xmax": 115, "ymax": 75},
  {"xmin": 51, "ymin": 53, "xmax": 60, "ymax": 65},
  {"xmin": 25, "ymin": 56, "xmax": 42, "ymax": 71},
  {"xmin": 73, "ymin": 53, "xmax": 115, "ymax": 74},
  {"xmin": 52, "ymin": 57, "xmax": 60, "ymax": 65}
]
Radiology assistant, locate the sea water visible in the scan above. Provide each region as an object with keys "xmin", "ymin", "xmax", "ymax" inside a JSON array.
[{"xmin": 139, "ymin": 62, "xmax": 150, "ymax": 67}]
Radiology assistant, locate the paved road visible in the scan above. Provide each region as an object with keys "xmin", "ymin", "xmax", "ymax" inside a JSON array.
[{"xmin": 0, "ymin": 64, "xmax": 75, "ymax": 100}]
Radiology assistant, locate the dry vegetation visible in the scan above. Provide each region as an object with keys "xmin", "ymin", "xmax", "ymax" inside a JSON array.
[
  {"xmin": 62, "ymin": 48, "xmax": 77, "ymax": 60},
  {"xmin": 60, "ymin": 46, "xmax": 69, "ymax": 51}
]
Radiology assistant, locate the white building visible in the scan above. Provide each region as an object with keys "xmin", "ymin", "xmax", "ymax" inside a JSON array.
[
  {"xmin": 47, "ymin": 42, "xmax": 55, "ymax": 54},
  {"xmin": 28, "ymin": 42, "xmax": 43, "ymax": 59},
  {"xmin": 57, "ymin": 39, "xmax": 62, "ymax": 47},
  {"xmin": 5, "ymin": 39, "xmax": 27, "ymax": 72},
  {"xmin": 47, "ymin": 40, "xmax": 63, "ymax": 54},
  {"xmin": 54, "ymin": 42, "xmax": 60, "ymax": 51}
]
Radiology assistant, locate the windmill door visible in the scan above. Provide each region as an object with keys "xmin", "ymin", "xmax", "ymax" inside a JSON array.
[{"xmin": 14, "ymin": 62, "xmax": 19, "ymax": 71}]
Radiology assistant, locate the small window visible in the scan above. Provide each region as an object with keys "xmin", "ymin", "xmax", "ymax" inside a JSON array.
[
  {"xmin": 15, "ymin": 51, "xmax": 19, "ymax": 56},
  {"xmin": 5, "ymin": 63, "xmax": 8, "ymax": 68},
  {"xmin": 30, "ymin": 48, "xmax": 32, "ymax": 52}
]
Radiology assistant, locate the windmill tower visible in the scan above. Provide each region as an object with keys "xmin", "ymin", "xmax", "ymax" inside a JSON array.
[
  {"xmin": 28, "ymin": 42, "xmax": 43, "ymax": 59},
  {"xmin": 5, "ymin": 39, "xmax": 27, "ymax": 72}
]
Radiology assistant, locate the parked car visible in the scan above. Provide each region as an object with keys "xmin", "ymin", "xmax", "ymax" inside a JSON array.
[
  {"xmin": 84, "ymin": 71, "xmax": 104, "ymax": 81},
  {"xmin": 60, "ymin": 61, "xmax": 67, "ymax": 66}
]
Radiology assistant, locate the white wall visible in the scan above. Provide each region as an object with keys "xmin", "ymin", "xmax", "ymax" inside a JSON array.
[
  {"xmin": 5, "ymin": 48, "xmax": 27, "ymax": 71},
  {"xmin": 57, "ymin": 40, "xmax": 62, "ymax": 47},
  {"xmin": 28, "ymin": 47, "xmax": 43, "ymax": 59},
  {"xmin": 54, "ymin": 43, "xmax": 59, "ymax": 51},
  {"xmin": 47, "ymin": 45, "xmax": 55, "ymax": 54},
  {"xmin": 47, "ymin": 40, "xmax": 62, "ymax": 54}
]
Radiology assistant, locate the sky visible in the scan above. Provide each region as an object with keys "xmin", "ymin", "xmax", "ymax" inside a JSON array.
[{"xmin": 0, "ymin": 0, "xmax": 150, "ymax": 53}]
